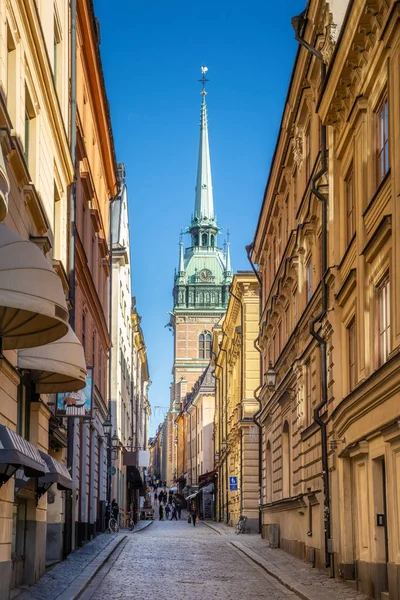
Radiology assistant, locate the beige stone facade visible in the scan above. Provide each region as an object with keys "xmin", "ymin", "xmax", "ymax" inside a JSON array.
[
  {"xmin": 0, "ymin": 0, "xmax": 74, "ymax": 596},
  {"xmin": 213, "ymin": 273, "xmax": 260, "ymax": 531},
  {"xmin": 251, "ymin": 1, "xmax": 400, "ymax": 597}
]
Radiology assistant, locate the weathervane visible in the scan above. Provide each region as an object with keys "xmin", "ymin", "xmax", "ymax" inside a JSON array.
[{"xmin": 199, "ymin": 66, "xmax": 209, "ymax": 95}]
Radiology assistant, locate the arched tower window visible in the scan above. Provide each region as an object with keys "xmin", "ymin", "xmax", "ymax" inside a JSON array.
[
  {"xmin": 210, "ymin": 235, "xmax": 215, "ymax": 247},
  {"xmin": 282, "ymin": 420, "xmax": 291, "ymax": 498},
  {"xmin": 199, "ymin": 331, "xmax": 212, "ymax": 359},
  {"xmin": 194, "ymin": 234, "xmax": 199, "ymax": 247},
  {"xmin": 202, "ymin": 233, "xmax": 208, "ymax": 246}
]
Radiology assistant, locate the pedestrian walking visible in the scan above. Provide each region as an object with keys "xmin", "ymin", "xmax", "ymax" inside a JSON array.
[
  {"xmin": 165, "ymin": 503, "xmax": 171, "ymax": 520},
  {"xmin": 190, "ymin": 503, "xmax": 198, "ymax": 527},
  {"xmin": 176, "ymin": 502, "xmax": 182, "ymax": 519},
  {"xmin": 171, "ymin": 503, "xmax": 178, "ymax": 520},
  {"xmin": 111, "ymin": 498, "xmax": 119, "ymax": 520},
  {"xmin": 158, "ymin": 504, "xmax": 164, "ymax": 521},
  {"xmin": 153, "ymin": 491, "xmax": 158, "ymax": 505}
]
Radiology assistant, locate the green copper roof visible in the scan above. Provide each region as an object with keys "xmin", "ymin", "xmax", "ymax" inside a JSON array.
[{"xmin": 172, "ymin": 68, "xmax": 232, "ymax": 314}]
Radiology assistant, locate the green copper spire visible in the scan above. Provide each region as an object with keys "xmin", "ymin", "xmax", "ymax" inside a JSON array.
[
  {"xmin": 194, "ymin": 68, "xmax": 214, "ymax": 222},
  {"xmin": 172, "ymin": 68, "xmax": 232, "ymax": 313}
]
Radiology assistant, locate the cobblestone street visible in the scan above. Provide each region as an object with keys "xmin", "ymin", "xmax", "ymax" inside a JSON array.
[{"xmin": 79, "ymin": 519, "xmax": 297, "ymax": 600}]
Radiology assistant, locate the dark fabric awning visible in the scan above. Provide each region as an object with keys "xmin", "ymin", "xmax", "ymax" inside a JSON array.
[
  {"xmin": 38, "ymin": 451, "xmax": 72, "ymax": 490},
  {"xmin": 127, "ymin": 465, "xmax": 143, "ymax": 489},
  {"xmin": 0, "ymin": 424, "xmax": 47, "ymax": 477}
]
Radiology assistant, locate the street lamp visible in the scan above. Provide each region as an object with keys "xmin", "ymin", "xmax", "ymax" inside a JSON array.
[
  {"xmin": 111, "ymin": 431, "xmax": 119, "ymax": 461},
  {"xmin": 103, "ymin": 417, "xmax": 112, "ymax": 436},
  {"xmin": 111, "ymin": 430, "xmax": 119, "ymax": 448},
  {"xmin": 265, "ymin": 362, "xmax": 277, "ymax": 391}
]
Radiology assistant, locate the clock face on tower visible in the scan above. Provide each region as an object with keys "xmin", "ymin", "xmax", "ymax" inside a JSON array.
[{"xmin": 200, "ymin": 269, "xmax": 211, "ymax": 282}]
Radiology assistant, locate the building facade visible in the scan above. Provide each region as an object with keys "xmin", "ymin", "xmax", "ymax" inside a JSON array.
[
  {"xmin": 251, "ymin": 0, "xmax": 400, "ymax": 598},
  {"xmin": 0, "ymin": 0, "xmax": 86, "ymax": 596},
  {"xmin": 168, "ymin": 72, "xmax": 232, "ymax": 488},
  {"xmin": 109, "ymin": 163, "xmax": 133, "ymax": 515},
  {"xmin": 71, "ymin": 0, "xmax": 117, "ymax": 548},
  {"xmin": 213, "ymin": 273, "xmax": 260, "ymax": 531}
]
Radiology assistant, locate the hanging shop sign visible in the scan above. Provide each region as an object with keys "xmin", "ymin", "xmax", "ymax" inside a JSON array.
[{"xmin": 56, "ymin": 367, "xmax": 93, "ymax": 418}]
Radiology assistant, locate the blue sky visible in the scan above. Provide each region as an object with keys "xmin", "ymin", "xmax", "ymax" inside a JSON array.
[{"xmin": 94, "ymin": 0, "xmax": 305, "ymax": 435}]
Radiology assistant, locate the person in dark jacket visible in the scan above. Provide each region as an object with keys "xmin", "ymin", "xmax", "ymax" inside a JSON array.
[
  {"xmin": 159, "ymin": 503, "xmax": 164, "ymax": 521},
  {"xmin": 176, "ymin": 502, "xmax": 182, "ymax": 519},
  {"xmin": 190, "ymin": 504, "xmax": 198, "ymax": 527},
  {"xmin": 111, "ymin": 499, "xmax": 119, "ymax": 520}
]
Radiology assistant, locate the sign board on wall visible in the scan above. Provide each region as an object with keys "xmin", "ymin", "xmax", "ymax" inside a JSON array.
[
  {"xmin": 56, "ymin": 367, "xmax": 93, "ymax": 418},
  {"xmin": 138, "ymin": 450, "xmax": 150, "ymax": 467}
]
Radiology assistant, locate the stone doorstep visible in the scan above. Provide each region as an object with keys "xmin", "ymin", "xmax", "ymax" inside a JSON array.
[
  {"xmin": 231, "ymin": 541, "xmax": 358, "ymax": 600},
  {"xmin": 55, "ymin": 535, "xmax": 127, "ymax": 600}
]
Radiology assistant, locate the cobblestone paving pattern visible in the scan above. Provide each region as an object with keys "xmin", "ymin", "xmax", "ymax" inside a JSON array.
[
  {"xmin": 205, "ymin": 522, "xmax": 371, "ymax": 600},
  {"xmin": 16, "ymin": 533, "xmax": 123, "ymax": 600},
  {"xmin": 85, "ymin": 519, "xmax": 296, "ymax": 600}
]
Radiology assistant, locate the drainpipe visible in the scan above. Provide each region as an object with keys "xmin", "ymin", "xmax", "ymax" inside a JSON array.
[
  {"xmin": 246, "ymin": 243, "xmax": 263, "ymax": 535},
  {"xmin": 292, "ymin": 11, "xmax": 331, "ymax": 571},
  {"xmin": 229, "ymin": 286, "xmax": 244, "ymax": 518}
]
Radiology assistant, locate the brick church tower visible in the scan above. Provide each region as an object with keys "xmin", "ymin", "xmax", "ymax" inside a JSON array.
[{"xmin": 164, "ymin": 68, "xmax": 232, "ymax": 484}]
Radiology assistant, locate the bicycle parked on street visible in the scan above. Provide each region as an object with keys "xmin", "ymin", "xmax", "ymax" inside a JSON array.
[
  {"xmin": 108, "ymin": 515, "xmax": 119, "ymax": 533},
  {"xmin": 236, "ymin": 515, "xmax": 247, "ymax": 534}
]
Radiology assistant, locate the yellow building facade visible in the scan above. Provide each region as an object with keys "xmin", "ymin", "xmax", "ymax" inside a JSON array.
[
  {"xmin": 251, "ymin": 1, "xmax": 400, "ymax": 597},
  {"xmin": 213, "ymin": 273, "xmax": 260, "ymax": 532}
]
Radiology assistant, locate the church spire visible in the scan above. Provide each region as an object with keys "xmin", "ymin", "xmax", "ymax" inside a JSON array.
[{"xmin": 194, "ymin": 67, "xmax": 214, "ymax": 222}]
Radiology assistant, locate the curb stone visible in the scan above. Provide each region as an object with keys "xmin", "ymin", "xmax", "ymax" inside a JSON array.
[
  {"xmin": 231, "ymin": 540, "xmax": 354, "ymax": 600},
  {"xmin": 56, "ymin": 535, "xmax": 127, "ymax": 600}
]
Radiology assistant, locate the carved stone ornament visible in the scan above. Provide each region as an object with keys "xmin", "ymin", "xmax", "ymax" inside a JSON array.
[{"xmin": 292, "ymin": 128, "xmax": 303, "ymax": 171}]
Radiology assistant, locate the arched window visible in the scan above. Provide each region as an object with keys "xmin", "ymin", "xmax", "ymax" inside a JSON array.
[
  {"xmin": 282, "ymin": 421, "xmax": 290, "ymax": 498},
  {"xmin": 205, "ymin": 333, "xmax": 212, "ymax": 359},
  {"xmin": 210, "ymin": 235, "xmax": 215, "ymax": 247},
  {"xmin": 194, "ymin": 234, "xmax": 199, "ymax": 247},
  {"xmin": 202, "ymin": 233, "xmax": 208, "ymax": 246},
  {"xmin": 199, "ymin": 332, "xmax": 212, "ymax": 359}
]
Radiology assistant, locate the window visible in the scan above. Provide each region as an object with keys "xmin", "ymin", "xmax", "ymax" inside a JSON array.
[
  {"xmin": 285, "ymin": 304, "xmax": 290, "ymax": 340},
  {"xmin": 285, "ymin": 194, "xmax": 289, "ymax": 239},
  {"xmin": 293, "ymin": 168, "xmax": 298, "ymax": 216},
  {"xmin": 92, "ymin": 331, "xmax": 96, "ymax": 372},
  {"xmin": 293, "ymin": 288, "xmax": 298, "ymax": 324},
  {"xmin": 198, "ymin": 332, "xmax": 211, "ymax": 359},
  {"xmin": 282, "ymin": 421, "xmax": 290, "ymax": 498},
  {"xmin": 345, "ymin": 164, "xmax": 355, "ymax": 244},
  {"xmin": 305, "ymin": 122, "xmax": 311, "ymax": 182},
  {"xmin": 82, "ymin": 312, "xmax": 86, "ymax": 353},
  {"xmin": 24, "ymin": 85, "xmax": 35, "ymax": 171},
  {"xmin": 6, "ymin": 23, "xmax": 16, "ymax": 125},
  {"xmin": 377, "ymin": 276, "xmax": 390, "ymax": 366},
  {"xmin": 266, "ymin": 441, "xmax": 272, "ymax": 503},
  {"xmin": 194, "ymin": 234, "xmax": 199, "ymax": 247},
  {"xmin": 305, "ymin": 361, "xmax": 311, "ymax": 424},
  {"xmin": 277, "ymin": 320, "xmax": 282, "ymax": 354},
  {"xmin": 202, "ymin": 233, "xmax": 207, "ymax": 246},
  {"xmin": 348, "ymin": 319, "xmax": 356, "ymax": 391},
  {"xmin": 82, "ymin": 200, "xmax": 86, "ymax": 249},
  {"xmin": 53, "ymin": 183, "xmax": 61, "ymax": 258},
  {"xmin": 53, "ymin": 15, "xmax": 61, "ymax": 88},
  {"xmin": 376, "ymin": 95, "xmax": 389, "ymax": 184},
  {"xmin": 307, "ymin": 262, "xmax": 313, "ymax": 301},
  {"xmin": 210, "ymin": 235, "xmax": 215, "ymax": 247}
]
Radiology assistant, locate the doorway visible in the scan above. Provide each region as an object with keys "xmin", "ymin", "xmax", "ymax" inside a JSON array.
[{"xmin": 373, "ymin": 457, "xmax": 389, "ymax": 594}]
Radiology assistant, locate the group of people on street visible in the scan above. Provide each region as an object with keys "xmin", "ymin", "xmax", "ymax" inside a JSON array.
[{"xmin": 158, "ymin": 499, "xmax": 181, "ymax": 521}]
